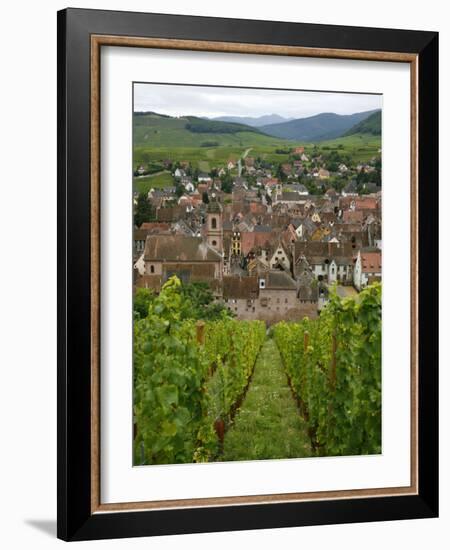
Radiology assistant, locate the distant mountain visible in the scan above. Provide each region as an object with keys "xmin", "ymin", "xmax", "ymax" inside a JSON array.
[
  {"xmin": 212, "ymin": 114, "xmax": 294, "ymax": 127},
  {"xmin": 260, "ymin": 110, "xmax": 380, "ymax": 141},
  {"xmin": 344, "ymin": 110, "xmax": 381, "ymax": 137},
  {"xmin": 133, "ymin": 111, "xmax": 287, "ymax": 148}
]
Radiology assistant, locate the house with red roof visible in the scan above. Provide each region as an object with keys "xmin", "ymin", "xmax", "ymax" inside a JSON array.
[{"xmin": 353, "ymin": 247, "xmax": 382, "ymax": 290}]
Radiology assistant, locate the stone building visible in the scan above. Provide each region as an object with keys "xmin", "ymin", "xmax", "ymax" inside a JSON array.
[
  {"xmin": 222, "ymin": 270, "xmax": 317, "ymax": 323},
  {"xmin": 293, "ymin": 241, "xmax": 355, "ymax": 284},
  {"xmin": 138, "ymin": 234, "xmax": 223, "ymax": 293}
]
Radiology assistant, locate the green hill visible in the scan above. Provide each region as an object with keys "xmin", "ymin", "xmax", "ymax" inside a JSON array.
[
  {"xmin": 260, "ymin": 110, "xmax": 379, "ymax": 142},
  {"xmin": 344, "ymin": 110, "xmax": 381, "ymax": 136},
  {"xmin": 212, "ymin": 114, "xmax": 293, "ymax": 127},
  {"xmin": 133, "ymin": 112, "xmax": 287, "ymax": 148}
]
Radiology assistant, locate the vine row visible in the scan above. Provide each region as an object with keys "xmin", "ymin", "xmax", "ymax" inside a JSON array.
[{"xmin": 273, "ymin": 283, "xmax": 381, "ymax": 457}]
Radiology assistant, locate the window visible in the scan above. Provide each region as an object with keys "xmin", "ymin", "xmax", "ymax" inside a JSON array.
[
  {"xmin": 150, "ymin": 265, "xmax": 155, "ymax": 274},
  {"xmin": 212, "ymin": 240, "xmax": 217, "ymax": 246},
  {"xmin": 211, "ymin": 217, "xmax": 217, "ymax": 229}
]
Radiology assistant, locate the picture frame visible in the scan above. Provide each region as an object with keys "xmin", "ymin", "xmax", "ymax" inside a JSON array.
[{"xmin": 57, "ymin": 7, "xmax": 439, "ymax": 541}]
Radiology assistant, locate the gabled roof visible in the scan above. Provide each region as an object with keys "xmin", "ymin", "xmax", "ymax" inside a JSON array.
[
  {"xmin": 240, "ymin": 231, "xmax": 275, "ymax": 256},
  {"xmin": 360, "ymin": 248, "xmax": 382, "ymax": 273},
  {"xmin": 343, "ymin": 180, "xmax": 358, "ymax": 193},
  {"xmin": 281, "ymin": 191, "xmax": 301, "ymax": 202},
  {"xmin": 138, "ymin": 222, "xmax": 171, "ymax": 233},
  {"xmin": 343, "ymin": 210, "xmax": 364, "ymax": 223},
  {"xmin": 223, "ymin": 276, "xmax": 258, "ymax": 299},
  {"xmin": 264, "ymin": 270, "xmax": 297, "ymax": 290},
  {"xmin": 254, "ymin": 224, "xmax": 272, "ymax": 233},
  {"xmin": 294, "ymin": 241, "xmax": 355, "ymax": 264},
  {"xmin": 143, "ymin": 235, "xmax": 222, "ymax": 262}
]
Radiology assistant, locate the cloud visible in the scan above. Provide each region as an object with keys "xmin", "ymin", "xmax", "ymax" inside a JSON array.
[{"xmin": 133, "ymin": 83, "xmax": 382, "ymax": 119}]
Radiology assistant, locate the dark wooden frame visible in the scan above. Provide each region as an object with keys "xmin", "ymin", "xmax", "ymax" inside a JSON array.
[{"xmin": 57, "ymin": 7, "xmax": 439, "ymax": 541}]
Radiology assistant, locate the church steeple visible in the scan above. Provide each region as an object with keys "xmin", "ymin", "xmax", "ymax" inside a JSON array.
[{"xmin": 206, "ymin": 194, "xmax": 223, "ymax": 253}]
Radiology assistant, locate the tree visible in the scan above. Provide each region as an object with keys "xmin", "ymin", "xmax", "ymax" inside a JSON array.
[
  {"xmin": 275, "ymin": 163, "xmax": 287, "ymax": 182},
  {"xmin": 134, "ymin": 193, "xmax": 154, "ymax": 227},
  {"xmin": 175, "ymin": 182, "xmax": 184, "ymax": 197},
  {"xmin": 134, "ymin": 288, "xmax": 155, "ymax": 319},
  {"xmin": 329, "ymin": 175, "xmax": 346, "ymax": 193},
  {"xmin": 134, "ymin": 279, "xmax": 234, "ymax": 322},
  {"xmin": 220, "ymin": 171, "xmax": 233, "ymax": 194}
]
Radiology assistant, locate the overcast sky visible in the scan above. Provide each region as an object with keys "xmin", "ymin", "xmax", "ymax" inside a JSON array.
[{"xmin": 134, "ymin": 83, "xmax": 382, "ymax": 119}]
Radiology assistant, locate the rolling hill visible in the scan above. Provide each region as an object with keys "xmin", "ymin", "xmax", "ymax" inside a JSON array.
[
  {"xmin": 133, "ymin": 111, "xmax": 288, "ymax": 148},
  {"xmin": 344, "ymin": 110, "xmax": 381, "ymax": 136},
  {"xmin": 212, "ymin": 114, "xmax": 293, "ymax": 127},
  {"xmin": 260, "ymin": 110, "xmax": 380, "ymax": 142}
]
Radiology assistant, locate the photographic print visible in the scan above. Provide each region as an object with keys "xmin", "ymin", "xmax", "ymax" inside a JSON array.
[
  {"xmin": 58, "ymin": 11, "xmax": 438, "ymax": 539},
  {"xmin": 132, "ymin": 83, "xmax": 382, "ymax": 466}
]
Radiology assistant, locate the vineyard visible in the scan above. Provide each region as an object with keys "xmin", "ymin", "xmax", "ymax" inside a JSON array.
[
  {"xmin": 133, "ymin": 276, "xmax": 265, "ymax": 464},
  {"xmin": 133, "ymin": 276, "xmax": 381, "ymax": 465},
  {"xmin": 273, "ymin": 282, "xmax": 381, "ymax": 457}
]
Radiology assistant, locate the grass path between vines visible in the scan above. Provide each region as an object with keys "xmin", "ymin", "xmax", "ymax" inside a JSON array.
[{"xmin": 221, "ymin": 338, "xmax": 313, "ymax": 461}]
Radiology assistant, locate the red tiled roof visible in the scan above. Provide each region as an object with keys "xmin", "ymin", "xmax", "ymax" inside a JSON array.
[
  {"xmin": 343, "ymin": 210, "xmax": 364, "ymax": 223},
  {"xmin": 355, "ymin": 197, "xmax": 378, "ymax": 210},
  {"xmin": 361, "ymin": 251, "xmax": 382, "ymax": 273},
  {"xmin": 240, "ymin": 231, "xmax": 275, "ymax": 255},
  {"xmin": 139, "ymin": 222, "xmax": 170, "ymax": 231}
]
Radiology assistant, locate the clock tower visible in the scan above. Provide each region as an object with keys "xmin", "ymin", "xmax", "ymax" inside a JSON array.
[{"xmin": 206, "ymin": 195, "xmax": 223, "ymax": 253}]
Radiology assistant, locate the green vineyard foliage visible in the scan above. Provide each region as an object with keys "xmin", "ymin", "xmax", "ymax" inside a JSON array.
[
  {"xmin": 273, "ymin": 283, "xmax": 381, "ymax": 457},
  {"xmin": 133, "ymin": 276, "xmax": 265, "ymax": 465},
  {"xmin": 204, "ymin": 319, "xmax": 266, "ymax": 426}
]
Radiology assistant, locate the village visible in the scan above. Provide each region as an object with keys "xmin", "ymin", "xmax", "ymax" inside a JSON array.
[{"xmin": 133, "ymin": 146, "xmax": 382, "ymax": 324}]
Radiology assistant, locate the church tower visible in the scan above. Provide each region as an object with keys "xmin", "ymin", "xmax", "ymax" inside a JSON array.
[{"xmin": 206, "ymin": 195, "xmax": 223, "ymax": 253}]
